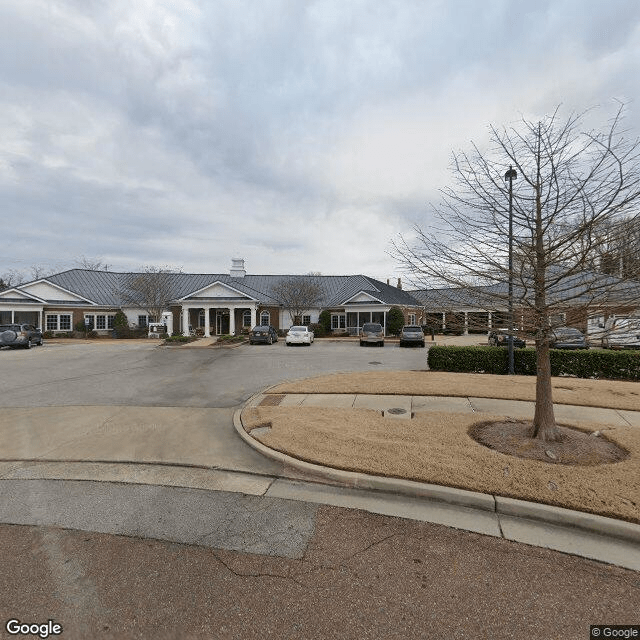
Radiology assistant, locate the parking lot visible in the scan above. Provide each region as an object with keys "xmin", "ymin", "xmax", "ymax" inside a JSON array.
[{"xmin": 0, "ymin": 338, "xmax": 429, "ymax": 409}]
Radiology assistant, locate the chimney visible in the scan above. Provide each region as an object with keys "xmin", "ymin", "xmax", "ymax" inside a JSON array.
[
  {"xmin": 397, "ymin": 277, "xmax": 402, "ymax": 290},
  {"xmin": 386, "ymin": 278, "xmax": 390, "ymax": 285},
  {"xmin": 230, "ymin": 258, "xmax": 246, "ymax": 278}
]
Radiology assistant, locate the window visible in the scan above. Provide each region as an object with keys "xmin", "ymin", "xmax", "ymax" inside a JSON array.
[
  {"xmin": 198, "ymin": 310, "xmax": 205, "ymax": 327},
  {"xmin": 60, "ymin": 315, "xmax": 71, "ymax": 330},
  {"xmin": 408, "ymin": 313, "xmax": 416, "ymax": 325},
  {"xmin": 96, "ymin": 315, "xmax": 106, "ymax": 330},
  {"xmin": 260, "ymin": 311, "xmax": 270, "ymax": 326},
  {"xmin": 107, "ymin": 315, "xmax": 115, "ymax": 329},
  {"xmin": 331, "ymin": 314, "xmax": 346, "ymax": 329},
  {"xmin": 138, "ymin": 315, "xmax": 148, "ymax": 328},
  {"xmin": 46, "ymin": 315, "xmax": 58, "ymax": 331},
  {"xmin": 84, "ymin": 314, "xmax": 95, "ymax": 329},
  {"xmin": 243, "ymin": 310, "xmax": 252, "ymax": 327},
  {"xmin": 302, "ymin": 315, "xmax": 311, "ymax": 326}
]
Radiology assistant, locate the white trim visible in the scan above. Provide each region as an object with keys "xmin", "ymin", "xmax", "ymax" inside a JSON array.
[
  {"xmin": 21, "ymin": 279, "xmax": 97, "ymax": 305},
  {"xmin": 342, "ymin": 290, "xmax": 385, "ymax": 305},
  {"xmin": 0, "ymin": 287, "xmax": 47, "ymax": 303},
  {"xmin": 176, "ymin": 280, "xmax": 258, "ymax": 302}
]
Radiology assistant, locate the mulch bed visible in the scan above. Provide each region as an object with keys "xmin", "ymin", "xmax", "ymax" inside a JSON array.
[{"xmin": 469, "ymin": 420, "xmax": 629, "ymax": 466}]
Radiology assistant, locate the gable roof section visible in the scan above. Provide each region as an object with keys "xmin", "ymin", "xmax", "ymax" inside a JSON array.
[
  {"xmin": 0, "ymin": 287, "xmax": 46, "ymax": 303},
  {"xmin": 177, "ymin": 279, "xmax": 258, "ymax": 301}
]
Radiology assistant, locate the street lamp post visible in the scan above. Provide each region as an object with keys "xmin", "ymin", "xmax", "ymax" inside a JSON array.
[{"xmin": 504, "ymin": 166, "xmax": 517, "ymax": 375}]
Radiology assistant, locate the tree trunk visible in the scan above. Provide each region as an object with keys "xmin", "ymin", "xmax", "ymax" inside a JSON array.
[{"xmin": 531, "ymin": 339, "xmax": 561, "ymax": 441}]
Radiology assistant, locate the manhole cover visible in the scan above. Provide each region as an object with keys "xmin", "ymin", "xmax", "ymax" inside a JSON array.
[
  {"xmin": 368, "ymin": 361, "xmax": 382, "ymax": 365},
  {"xmin": 387, "ymin": 407, "xmax": 407, "ymax": 415},
  {"xmin": 259, "ymin": 394, "xmax": 284, "ymax": 406}
]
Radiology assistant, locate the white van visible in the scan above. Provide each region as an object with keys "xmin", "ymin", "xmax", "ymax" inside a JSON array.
[{"xmin": 601, "ymin": 317, "xmax": 640, "ymax": 349}]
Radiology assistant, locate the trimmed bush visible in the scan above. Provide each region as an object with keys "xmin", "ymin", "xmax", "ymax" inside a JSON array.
[
  {"xmin": 427, "ymin": 345, "xmax": 640, "ymax": 381},
  {"xmin": 309, "ymin": 322, "xmax": 326, "ymax": 338},
  {"xmin": 387, "ymin": 307, "xmax": 404, "ymax": 335},
  {"xmin": 164, "ymin": 335, "xmax": 197, "ymax": 344},
  {"xmin": 318, "ymin": 310, "xmax": 332, "ymax": 334}
]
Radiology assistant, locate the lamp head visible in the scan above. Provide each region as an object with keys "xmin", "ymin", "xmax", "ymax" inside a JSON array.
[{"xmin": 504, "ymin": 167, "xmax": 517, "ymax": 181}]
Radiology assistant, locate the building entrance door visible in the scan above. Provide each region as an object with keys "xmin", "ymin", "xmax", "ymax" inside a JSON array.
[{"xmin": 216, "ymin": 311, "xmax": 230, "ymax": 335}]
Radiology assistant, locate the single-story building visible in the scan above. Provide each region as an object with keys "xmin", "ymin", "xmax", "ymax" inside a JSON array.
[{"xmin": 0, "ymin": 259, "xmax": 424, "ymax": 337}]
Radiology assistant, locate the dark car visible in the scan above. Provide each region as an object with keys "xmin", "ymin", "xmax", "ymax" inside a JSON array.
[
  {"xmin": 488, "ymin": 329, "xmax": 526, "ymax": 348},
  {"xmin": 360, "ymin": 322, "xmax": 384, "ymax": 347},
  {"xmin": 0, "ymin": 324, "xmax": 44, "ymax": 349},
  {"xmin": 249, "ymin": 325, "xmax": 278, "ymax": 345},
  {"xmin": 550, "ymin": 327, "xmax": 587, "ymax": 349},
  {"xmin": 399, "ymin": 325, "xmax": 425, "ymax": 347}
]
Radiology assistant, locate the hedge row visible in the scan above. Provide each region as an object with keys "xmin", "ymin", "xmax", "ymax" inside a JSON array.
[{"xmin": 427, "ymin": 346, "xmax": 640, "ymax": 381}]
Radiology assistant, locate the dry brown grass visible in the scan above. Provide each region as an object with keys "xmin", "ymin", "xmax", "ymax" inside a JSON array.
[
  {"xmin": 270, "ymin": 371, "xmax": 640, "ymax": 411},
  {"xmin": 242, "ymin": 406, "xmax": 640, "ymax": 524}
]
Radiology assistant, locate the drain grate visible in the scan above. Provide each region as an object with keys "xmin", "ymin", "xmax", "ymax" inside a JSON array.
[
  {"xmin": 368, "ymin": 361, "xmax": 382, "ymax": 365},
  {"xmin": 259, "ymin": 394, "xmax": 284, "ymax": 406},
  {"xmin": 386, "ymin": 407, "xmax": 407, "ymax": 415}
]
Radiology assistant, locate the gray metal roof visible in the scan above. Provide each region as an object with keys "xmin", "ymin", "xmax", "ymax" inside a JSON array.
[{"xmin": 15, "ymin": 269, "xmax": 423, "ymax": 309}]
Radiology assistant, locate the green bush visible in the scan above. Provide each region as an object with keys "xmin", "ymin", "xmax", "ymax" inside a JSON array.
[
  {"xmin": 427, "ymin": 345, "xmax": 640, "ymax": 380},
  {"xmin": 318, "ymin": 310, "xmax": 332, "ymax": 333},
  {"xmin": 43, "ymin": 331, "xmax": 54, "ymax": 339},
  {"xmin": 387, "ymin": 307, "xmax": 405, "ymax": 335},
  {"xmin": 164, "ymin": 335, "xmax": 197, "ymax": 343},
  {"xmin": 309, "ymin": 322, "xmax": 326, "ymax": 338}
]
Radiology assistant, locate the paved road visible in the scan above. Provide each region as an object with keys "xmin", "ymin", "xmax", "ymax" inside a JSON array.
[{"xmin": 2, "ymin": 340, "xmax": 639, "ymax": 639}]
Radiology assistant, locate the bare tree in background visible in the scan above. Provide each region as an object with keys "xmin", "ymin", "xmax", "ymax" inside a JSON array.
[
  {"xmin": 393, "ymin": 105, "xmax": 640, "ymax": 442},
  {"xmin": 0, "ymin": 269, "xmax": 24, "ymax": 290},
  {"xmin": 75, "ymin": 256, "xmax": 112, "ymax": 271},
  {"xmin": 271, "ymin": 276, "xmax": 324, "ymax": 325},
  {"xmin": 118, "ymin": 266, "xmax": 181, "ymax": 323}
]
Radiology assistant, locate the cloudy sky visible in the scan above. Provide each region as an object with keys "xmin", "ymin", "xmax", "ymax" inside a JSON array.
[{"xmin": 1, "ymin": 0, "xmax": 639, "ymax": 282}]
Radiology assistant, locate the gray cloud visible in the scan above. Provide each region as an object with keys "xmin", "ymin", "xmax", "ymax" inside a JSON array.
[{"xmin": 2, "ymin": 0, "xmax": 640, "ymax": 282}]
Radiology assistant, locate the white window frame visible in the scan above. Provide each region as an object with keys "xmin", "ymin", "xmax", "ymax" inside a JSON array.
[
  {"xmin": 46, "ymin": 314, "xmax": 73, "ymax": 331},
  {"xmin": 243, "ymin": 310, "xmax": 252, "ymax": 327},
  {"xmin": 408, "ymin": 313, "xmax": 416, "ymax": 325},
  {"xmin": 331, "ymin": 313, "xmax": 346, "ymax": 329},
  {"xmin": 302, "ymin": 315, "xmax": 311, "ymax": 326},
  {"xmin": 138, "ymin": 315, "xmax": 149, "ymax": 328},
  {"xmin": 260, "ymin": 311, "xmax": 270, "ymax": 326}
]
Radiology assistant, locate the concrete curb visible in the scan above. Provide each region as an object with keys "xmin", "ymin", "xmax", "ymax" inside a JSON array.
[{"xmin": 234, "ymin": 393, "xmax": 640, "ymax": 546}]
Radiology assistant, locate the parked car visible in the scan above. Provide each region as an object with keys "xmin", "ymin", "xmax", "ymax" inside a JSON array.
[
  {"xmin": 488, "ymin": 329, "xmax": 526, "ymax": 348},
  {"xmin": 360, "ymin": 322, "xmax": 384, "ymax": 347},
  {"xmin": 550, "ymin": 327, "xmax": 587, "ymax": 349},
  {"xmin": 249, "ymin": 325, "xmax": 278, "ymax": 345},
  {"xmin": 0, "ymin": 324, "xmax": 44, "ymax": 349},
  {"xmin": 285, "ymin": 325, "xmax": 314, "ymax": 346},
  {"xmin": 601, "ymin": 317, "xmax": 640, "ymax": 349},
  {"xmin": 399, "ymin": 325, "xmax": 425, "ymax": 347}
]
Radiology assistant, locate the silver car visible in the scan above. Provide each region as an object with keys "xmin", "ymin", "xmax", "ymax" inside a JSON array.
[
  {"xmin": 0, "ymin": 324, "xmax": 44, "ymax": 349},
  {"xmin": 359, "ymin": 322, "xmax": 384, "ymax": 347}
]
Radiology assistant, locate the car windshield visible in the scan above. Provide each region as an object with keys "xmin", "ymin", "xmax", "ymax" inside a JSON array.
[
  {"xmin": 362, "ymin": 323, "xmax": 382, "ymax": 331},
  {"xmin": 555, "ymin": 328, "xmax": 580, "ymax": 336},
  {"xmin": 290, "ymin": 326, "xmax": 307, "ymax": 332},
  {"xmin": 0, "ymin": 325, "xmax": 20, "ymax": 331},
  {"xmin": 251, "ymin": 326, "xmax": 269, "ymax": 331},
  {"xmin": 403, "ymin": 326, "xmax": 422, "ymax": 332}
]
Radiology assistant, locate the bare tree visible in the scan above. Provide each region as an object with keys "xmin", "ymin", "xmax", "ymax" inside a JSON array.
[
  {"xmin": 118, "ymin": 266, "xmax": 181, "ymax": 324},
  {"xmin": 271, "ymin": 276, "xmax": 324, "ymax": 325},
  {"xmin": 30, "ymin": 265, "xmax": 52, "ymax": 280},
  {"xmin": 75, "ymin": 255, "xmax": 111, "ymax": 271},
  {"xmin": 0, "ymin": 269, "xmax": 24, "ymax": 290},
  {"xmin": 394, "ymin": 105, "xmax": 640, "ymax": 442},
  {"xmin": 587, "ymin": 216, "xmax": 640, "ymax": 278}
]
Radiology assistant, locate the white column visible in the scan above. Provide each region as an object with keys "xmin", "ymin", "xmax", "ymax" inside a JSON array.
[
  {"xmin": 182, "ymin": 306, "xmax": 189, "ymax": 336},
  {"xmin": 488, "ymin": 312, "xmax": 492, "ymax": 333},
  {"xmin": 38, "ymin": 309, "xmax": 43, "ymax": 330},
  {"xmin": 229, "ymin": 306, "xmax": 236, "ymax": 335},
  {"xmin": 464, "ymin": 311, "xmax": 469, "ymax": 335},
  {"xmin": 250, "ymin": 305, "xmax": 256, "ymax": 329},
  {"xmin": 204, "ymin": 306, "xmax": 211, "ymax": 337},
  {"xmin": 357, "ymin": 311, "xmax": 359, "ymax": 334},
  {"xmin": 442, "ymin": 312, "xmax": 446, "ymax": 331},
  {"xmin": 383, "ymin": 311, "xmax": 386, "ymax": 336},
  {"xmin": 11, "ymin": 310, "xmax": 14, "ymax": 323}
]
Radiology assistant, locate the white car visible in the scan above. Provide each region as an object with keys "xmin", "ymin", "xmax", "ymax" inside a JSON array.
[
  {"xmin": 285, "ymin": 325, "xmax": 314, "ymax": 346},
  {"xmin": 601, "ymin": 317, "xmax": 640, "ymax": 349}
]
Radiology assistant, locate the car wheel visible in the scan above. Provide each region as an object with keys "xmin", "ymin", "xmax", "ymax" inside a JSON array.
[
  {"xmin": 268, "ymin": 336, "xmax": 273, "ymax": 345},
  {"xmin": 379, "ymin": 341, "xmax": 384, "ymax": 347},
  {"xmin": 360, "ymin": 341, "xmax": 364, "ymax": 347},
  {"xmin": 24, "ymin": 339, "xmax": 32, "ymax": 349},
  {"xmin": 420, "ymin": 342, "xmax": 425, "ymax": 348}
]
